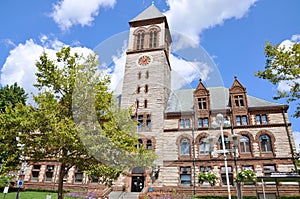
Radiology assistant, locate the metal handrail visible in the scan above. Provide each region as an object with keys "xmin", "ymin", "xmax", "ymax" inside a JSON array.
[{"xmin": 101, "ymin": 187, "xmax": 112, "ymax": 198}]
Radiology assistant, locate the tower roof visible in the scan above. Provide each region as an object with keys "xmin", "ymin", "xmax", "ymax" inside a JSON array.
[{"xmin": 130, "ymin": 4, "xmax": 165, "ymax": 22}]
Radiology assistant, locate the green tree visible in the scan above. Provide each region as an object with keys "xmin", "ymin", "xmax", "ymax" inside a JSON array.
[
  {"xmin": 255, "ymin": 41, "xmax": 300, "ymax": 117},
  {"xmin": 0, "ymin": 83, "xmax": 27, "ymax": 175},
  {"xmin": 8, "ymin": 47, "xmax": 155, "ymax": 199},
  {"xmin": 0, "ymin": 82, "xmax": 27, "ymax": 113}
]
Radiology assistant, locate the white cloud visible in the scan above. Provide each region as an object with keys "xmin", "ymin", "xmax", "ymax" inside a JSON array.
[
  {"xmin": 291, "ymin": 34, "xmax": 300, "ymax": 42},
  {"xmin": 0, "ymin": 38, "xmax": 94, "ymax": 103},
  {"xmin": 1, "ymin": 39, "xmax": 44, "ymax": 97},
  {"xmin": 276, "ymin": 34, "xmax": 300, "ymax": 92},
  {"xmin": 164, "ymin": 0, "xmax": 258, "ymax": 45},
  {"xmin": 50, "ymin": 0, "xmax": 116, "ymax": 31},
  {"xmin": 170, "ymin": 54, "xmax": 213, "ymax": 90},
  {"xmin": 107, "ymin": 51, "xmax": 126, "ymax": 94}
]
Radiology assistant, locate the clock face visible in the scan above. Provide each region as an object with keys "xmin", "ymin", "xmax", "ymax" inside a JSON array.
[{"xmin": 138, "ymin": 55, "xmax": 151, "ymax": 66}]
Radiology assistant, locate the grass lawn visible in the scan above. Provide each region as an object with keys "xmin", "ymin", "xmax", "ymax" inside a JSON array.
[{"xmin": 0, "ymin": 191, "xmax": 75, "ymax": 199}]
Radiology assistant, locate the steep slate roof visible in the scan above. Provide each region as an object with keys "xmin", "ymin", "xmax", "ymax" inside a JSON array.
[
  {"xmin": 130, "ymin": 4, "xmax": 165, "ymax": 22},
  {"xmin": 165, "ymin": 87, "xmax": 282, "ymax": 113}
]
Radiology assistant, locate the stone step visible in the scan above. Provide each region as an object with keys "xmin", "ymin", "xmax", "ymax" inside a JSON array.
[{"xmin": 108, "ymin": 191, "xmax": 140, "ymax": 199}]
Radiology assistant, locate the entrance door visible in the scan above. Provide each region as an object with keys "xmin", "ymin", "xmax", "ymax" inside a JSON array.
[{"xmin": 131, "ymin": 176, "xmax": 144, "ymax": 192}]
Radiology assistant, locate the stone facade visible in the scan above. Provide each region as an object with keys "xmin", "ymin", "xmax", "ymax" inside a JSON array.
[{"xmin": 22, "ymin": 4, "xmax": 299, "ymax": 198}]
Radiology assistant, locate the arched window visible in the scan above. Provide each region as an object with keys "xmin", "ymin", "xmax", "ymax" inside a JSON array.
[
  {"xmin": 138, "ymin": 71, "xmax": 141, "ymax": 80},
  {"xmin": 260, "ymin": 134, "xmax": 272, "ymax": 152},
  {"xmin": 180, "ymin": 138, "xmax": 190, "ymax": 155},
  {"xmin": 144, "ymin": 99, "xmax": 147, "ymax": 108},
  {"xmin": 136, "ymin": 30, "xmax": 145, "ymax": 50},
  {"xmin": 149, "ymin": 29, "xmax": 157, "ymax": 48},
  {"xmin": 136, "ymin": 139, "xmax": 143, "ymax": 149},
  {"xmin": 240, "ymin": 135, "xmax": 251, "ymax": 153},
  {"xmin": 145, "ymin": 71, "xmax": 149, "ymax": 79},
  {"xmin": 145, "ymin": 84, "xmax": 148, "ymax": 93},
  {"xmin": 219, "ymin": 136, "xmax": 230, "ymax": 150},
  {"xmin": 199, "ymin": 137, "xmax": 210, "ymax": 155},
  {"xmin": 146, "ymin": 140, "xmax": 152, "ymax": 150}
]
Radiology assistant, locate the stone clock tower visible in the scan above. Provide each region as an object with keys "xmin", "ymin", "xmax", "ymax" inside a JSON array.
[{"xmin": 120, "ymin": 4, "xmax": 172, "ymax": 189}]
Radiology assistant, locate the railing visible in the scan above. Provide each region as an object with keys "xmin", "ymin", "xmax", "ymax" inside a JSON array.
[{"xmin": 100, "ymin": 187, "xmax": 112, "ymax": 198}]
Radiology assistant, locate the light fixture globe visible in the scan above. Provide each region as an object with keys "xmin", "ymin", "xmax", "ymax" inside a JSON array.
[{"xmin": 216, "ymin": 113, "xmax": 224, "ymax": 121}]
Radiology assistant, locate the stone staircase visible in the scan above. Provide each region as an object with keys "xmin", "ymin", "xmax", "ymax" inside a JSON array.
[{"xmin": 108, "ymin": 191, "xmax": 140, "ymax": 199}]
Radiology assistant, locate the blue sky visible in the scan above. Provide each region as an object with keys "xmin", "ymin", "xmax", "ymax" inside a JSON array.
[{"xmin": 1, "ymin": 0, "xmax": 300, "ymax": 149}]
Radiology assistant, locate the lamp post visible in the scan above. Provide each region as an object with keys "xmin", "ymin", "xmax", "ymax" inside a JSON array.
[
  {"xmin": 16, "ymin": 143, "xmax": 26, "ymax": 199},
  {"xmin": 232, "ymin": 134, "xmax": 242, "ymax": 199},
  {"xmin": 212, "ymin": 113, "xmax": 231, "ymax": 199}
]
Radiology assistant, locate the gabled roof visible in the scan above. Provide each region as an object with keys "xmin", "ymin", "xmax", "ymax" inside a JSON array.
[
  {"xmin": 165, "ymin": 87, "xmax": 283, "ymax": 113},
  {"xmin": 130, "ymin": 4, "xmax": 165, "ymax": 22}
]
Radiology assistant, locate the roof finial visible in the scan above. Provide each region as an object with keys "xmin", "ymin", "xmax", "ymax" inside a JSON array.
[{"xmin": 152, "ymin": 0, "xmax": 155, "ymax": 6}]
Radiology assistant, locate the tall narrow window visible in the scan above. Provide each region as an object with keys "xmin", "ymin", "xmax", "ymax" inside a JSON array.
[
  {"xmin": 185, "ymin": 119, "xmax": 190, "ymax": 128},
  {"xmin": 260, "ymin": 134, "xmax": 272, "ymax": 152},
  {"xmin": 146, "ymin": 114, "xmax": 151, "ymax": 131},
  {"xmin": 138, "ymin": 72, "xmax": 141, "ymax": 80},
  {"xmin": 180, "ymin": 167, "xmax": 191, "ymax": 186},
  {"xmin": 242, "ymin": 165, "xmax": 255, "ymax": 185},
  {"xmin": 221, "ymin": 166, "xmax": 233, "ymax": 185},
  {"xmin": 219, "ymin": 136, "xmax": 230, "ymax": 150},
  {"xmin": 180, "ymin": 138, "xmax": 190, "ymax": 155},
  {"xmin": 136, "ymin": 139, "xmax": 143, "ymax": 149},
  {"xmin": 74, "ymin": 167, "xmax": 83, "ymax": 183},
  {"xmin": 138, "ymin": 115, "xmax": 143, "ymax": 130},
  {"xmin": 136, "ymin": 30, "xmax": 145, "ymax": 50},
  {"xmin": 145, "ymin": 71, "xmax": 149, "ymax": 79},
  {"xmin": 199, "ymin": 137, "xmax": 210, "ymax": 155},
  {"xmin": 31, "ymin": 165, "xmax": 41, "ymax": 182},
  {"xmin": 236, "ymin": 116, "xmax": 241, "ymax": 125},
  {"xmin": 261, "ymin": 114, "xmax": 268, "ymax": 124},
  {"xmin": 197, "ymin": 98, "xmax": 207, "ymax": 109},
  {"xmin": 145, "ymin": 84, "xmax": 148, "ymax": 93},
  {"xmin": 240, "ymin": 135, "xmax": 251, "ymax": 153},
  {"xmin": 146, "ymin": 140, "xmax": 152, "ymax": 150},
  {"xmin": 242, "ymin": 116, "xmax": 248, "ymax": 125},
  {"xmin": 149, "ymin": 29, "xmax": 157, "ymax": 48},
  {"xmin": 144, "ymin": 100, "xmax": 148, "ymax": 108},
  {"xmin": 179, "ymin": 119, "xmax": 184, "ymax": 129},
  {"xmin": 137, "ymin": 86, "xmax": 141, "ymax": 94},
  {"xmin": 45, "ymin": 165, "xmax": 54, "ymax": 182},
  {"xmin": 234, "ymin": 95, "xmax": 244, "ymax": 107},
  {"xmin": 198, "ymin": 117, "xmax": 209, "ymax": 128}
]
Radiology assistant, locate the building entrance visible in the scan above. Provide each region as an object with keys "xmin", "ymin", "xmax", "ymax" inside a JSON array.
[{"xmin": 131, "ymin": 176, "xmax": 144, "ymax": 192}]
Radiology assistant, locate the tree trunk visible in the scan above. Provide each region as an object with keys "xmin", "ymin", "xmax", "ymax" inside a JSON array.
[{"xmin": 57, "ymin": 162, "xmax": 66, "ymax": 199}]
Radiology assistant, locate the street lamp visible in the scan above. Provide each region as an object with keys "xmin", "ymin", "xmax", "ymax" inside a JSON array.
[
  {"xmin": 212, "ymin": 113, "xmax": 231, "ymax": 199},
  {"xmin": 232, "ymin": 134, "xmax": 243, "ymax": 199}
]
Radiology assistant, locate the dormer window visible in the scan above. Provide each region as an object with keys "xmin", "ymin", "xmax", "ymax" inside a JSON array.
[
  {"xmin": 256, "ymin": 114, "xmax": 268, "ymax": 124},
  {"xmin": 234, "ymin": 95, "xmax": 244, "ymax": 107},
  {"xmin": 197, "ymin": 97, "xmax": 207, "ymax": 110},
  {"xmin": 236, "ymin": 115, "xmax": 248, "ymax": 126}
]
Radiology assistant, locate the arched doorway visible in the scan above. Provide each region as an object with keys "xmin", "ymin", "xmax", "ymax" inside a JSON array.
[{"xmin": 131, "ymin": 167, "xmax": 145, "ymax": 192}]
